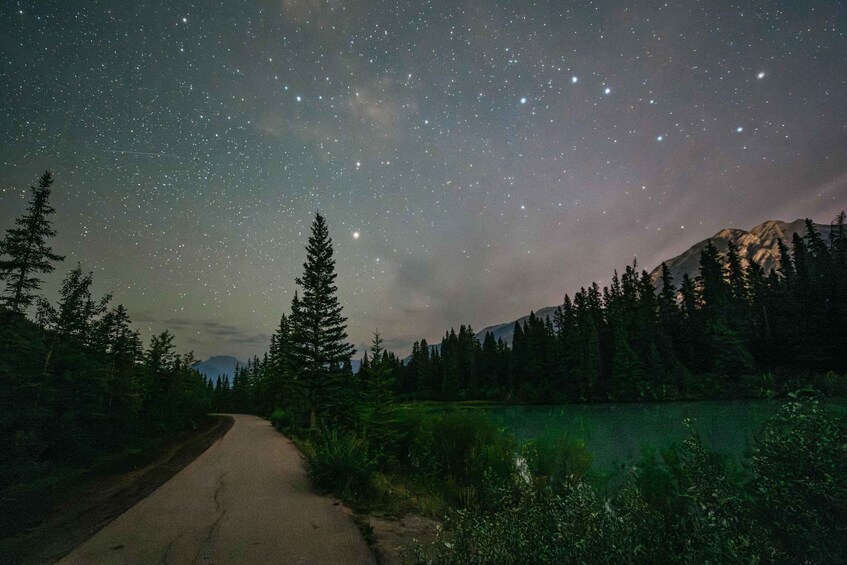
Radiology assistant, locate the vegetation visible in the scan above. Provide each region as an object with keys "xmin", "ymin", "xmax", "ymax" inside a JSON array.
[
  {"xmin": 0, "ymin": 172, "xmax": 213, "ymax": 539},
  {"xmin": 415, "ymin": 394, "xmax": 846, "ymax": 564},
  {"xmin": 4, "ymin": 170, "xmax": 844, "ymax": 561},
  {"xmin": 399, "ymin": 215, "xmax": 847, "ymax": 402},
  {"xmin": 0, "ymin": 171, "xmax": 64, "ymax": 313},
  {"xmin": 213, "ymin": 209, "xmax": 845, "ymax": 562}
]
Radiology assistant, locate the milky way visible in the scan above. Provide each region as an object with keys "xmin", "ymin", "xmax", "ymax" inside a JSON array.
[{"xmin": 1, "ymin": 1, "xmax": 845, "ymax": 358}]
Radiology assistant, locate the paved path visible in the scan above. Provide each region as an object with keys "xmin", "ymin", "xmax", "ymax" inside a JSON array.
[{"xmin": 60, "ymin": 415, "xmax": 375, "ymax": 565}]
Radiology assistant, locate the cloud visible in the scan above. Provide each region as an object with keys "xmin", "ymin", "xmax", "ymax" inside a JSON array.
[{"xmin": 160, "ymin": 317, "xmax": 269, "ymax": 345}]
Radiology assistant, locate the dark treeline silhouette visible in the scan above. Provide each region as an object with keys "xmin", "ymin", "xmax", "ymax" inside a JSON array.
[
  {"xmin": 398, "ymin": 215, "xmax": 847, "ymax": 402},
  {"xmin": 220, "ymin": 214, "xmax": 847, "ymax": 417},
  {"xmin": 0, "ymin": 172, "xmax": 212, "ymax": 536}
]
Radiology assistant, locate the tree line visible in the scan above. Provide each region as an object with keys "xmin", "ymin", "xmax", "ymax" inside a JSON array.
[
  {"xmin": 398, "ymin": 215, "xmax": 847, "ymax": 402},
  {"xmin": 219, "ymin": 212, "xmax": 847, "ymax": 419},
  {"xmin": 0, "ymin": 172, "xmax": 212, "ymax": 536}
]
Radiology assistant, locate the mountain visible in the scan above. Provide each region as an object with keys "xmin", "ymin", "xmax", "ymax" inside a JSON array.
[
  {"xmin": 193, "ymin": 355, "xmax": 244, "ymax": 380},
  {"xmin": 648, "ymin": 219, "xmax": 833, "ymax": 289},
  {"xmin": 467, "ymin": 218, "xmax": 832, "ymax": 347}
]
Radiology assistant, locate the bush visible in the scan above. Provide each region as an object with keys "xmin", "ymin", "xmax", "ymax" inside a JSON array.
[
  {"xmin": 303, "ymin": 427, "xmax": 376, "ymax": 502},
  {"xmin": 426, "ymin": 410, "xmax": 515, "ymax": 507},
  {"xmin": 750, "ymin": 393, "xmax": 847, "ymax": 562},
  {"xmin": 671, "ymin": 422, "xmax": 778, "ymax": 562},
  {"xmin": 269, "ymin": 408, "xmax": 293, "ymax": 431},
  {"xmin": 390, "ymin": 406, "xmax": 440, "ymax": 478},
  {"xmin": 419, "ymin": 477, "xmax": 662, "ymax": 564},
  {"xmin": 519, "ymin": 431, "xmax": 592, "ymax": 490}
]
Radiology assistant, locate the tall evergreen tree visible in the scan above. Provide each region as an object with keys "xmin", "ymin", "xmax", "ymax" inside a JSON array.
[
  {"xmin": 361, "ymin": 329, "xmax": 397, "ymax": 460},
  {"xmin": 289, "ymin": 213, "xmax": 356, "ymax": 427},
  {"xmin": 0, "ymin": 171, "xmax": 64, "ymax": 313}
]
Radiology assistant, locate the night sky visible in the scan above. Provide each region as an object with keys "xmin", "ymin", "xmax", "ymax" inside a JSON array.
[{"xmin": 1, "ymin": 1, "xmax": 845, "ymax": 359}]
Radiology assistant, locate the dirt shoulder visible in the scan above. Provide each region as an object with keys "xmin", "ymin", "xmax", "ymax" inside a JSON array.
[{"xmin": 2, "ymin": 415, "xmax": 233, "ymax": 565}]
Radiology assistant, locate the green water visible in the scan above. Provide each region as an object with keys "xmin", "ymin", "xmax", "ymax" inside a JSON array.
[{"xmin": 479, "ymin": 400, "xmax": 780, "ymax": 471}]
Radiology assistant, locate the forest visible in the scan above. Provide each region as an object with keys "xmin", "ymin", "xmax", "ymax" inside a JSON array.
[
  {"xmin": 2, "ymin": 171, "xmax": 845, "ymax": 562},
  {"xmin": 0, "ymin": 172, "xmax": 214, "ymax": 538},
  {"xmin": 212, "ymin": 214, "xmax": 847, "ymax": 412}
]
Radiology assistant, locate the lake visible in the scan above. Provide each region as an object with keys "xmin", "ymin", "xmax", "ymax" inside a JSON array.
[{"xmin": 477, "ymin": 400, "xmax": 781, "ymax": 472}]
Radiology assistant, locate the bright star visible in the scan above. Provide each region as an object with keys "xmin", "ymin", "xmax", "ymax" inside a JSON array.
[
  {"xmin": 296, "ymin": 96, "xmax": 302, "ymax": 102},
  {"xmin": 757, "ymin": 71, "xmax": 766, "ymax": 79},
  {"xmin": 182, "ymin": 17, "xmax": 187, "ymax": 23},
  {"xmin": 604, "ymin": 87, "xmax": 611, "ymax": 94},
  {"xmin": 571, "ymin": 76, "xmax": 578, "ymax": 84},
  {"xmin": 520, "ymin": 97, "xmax": 527, "ymax": 104},
  {"xmin": 736, "ymin": 127, "xmax": 744, "ymax": 133},
  {"xmin": 657, "ymin": 135, "xmax": 664, "ymax": 141},
  {"xmin": 352, "ymin": 231, "xmax": 360, "ymax": 239}
]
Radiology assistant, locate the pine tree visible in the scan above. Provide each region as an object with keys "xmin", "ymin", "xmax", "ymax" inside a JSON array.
[
  {"xmin": 725, "ymin": 241, "xmax": 748, "ymax": 302},
  {"xmin": 289, "ymin": 213, "xmax": 356, "ymax": 427},
  {"xmin": 0, "ymin": 171, "xmax": 64, "ymax": 313},
  {"xmin": 361, "ymin": 329, "xmax": 397, "ymax": 461},
  {"xmin": 267, "ymin": 314, "xmax": 297, "ymax": 413}
]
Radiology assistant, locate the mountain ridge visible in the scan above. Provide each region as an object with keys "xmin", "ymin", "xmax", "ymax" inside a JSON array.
[
  {"xmin": 473, "ymin": 218, "xmax": 833, "ymax": 347},
  {"xmin": 193, "ymin": 355, "xmax": 244, "ymax": 380}
]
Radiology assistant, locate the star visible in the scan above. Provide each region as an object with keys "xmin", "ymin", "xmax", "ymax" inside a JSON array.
[
  {"xmin": 352, "ymin": 231, "xmax": 360, "ymax": 239},
  {"xmin": 571, "ymin": 76, "xmax": 578, "ymax": 84},
  {"xmin": 604, "ymin": 87, "xmax": 611, "ymax": 95},
  {"xmin": 757, "ymin": 71, "xmax": 766, "ymax": 79},
  {"xmin": 520, "ymin": 97, "xmax": 527, "ymax": 104}
]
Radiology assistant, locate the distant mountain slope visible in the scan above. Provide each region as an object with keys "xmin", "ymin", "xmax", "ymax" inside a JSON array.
[
  {"xmin": 648, "ymin": 219, "xmax": 832, "ymax": 289},
  {"xmin": 472, "ymin": 218, "xmax": 832, "ymax": 346},
  {"xmin": 193, "ymin": 355, "xmax": 243, "ymax": 380}
]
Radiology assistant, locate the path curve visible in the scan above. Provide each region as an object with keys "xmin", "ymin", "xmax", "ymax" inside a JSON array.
[{"xmin": 60, "ymin": 414, "xmax": 375, "ymax": 565}]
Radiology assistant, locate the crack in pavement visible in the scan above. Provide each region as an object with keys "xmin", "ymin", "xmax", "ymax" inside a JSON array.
[{"xmin": 190, "ymin": 471, "xmax": 229, "ymax": 564}]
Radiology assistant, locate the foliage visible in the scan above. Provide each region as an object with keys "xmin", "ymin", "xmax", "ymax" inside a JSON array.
[
  {"xmin": 750, "ymin": 393, "xmax": 847, "ymax": 562},
  {"xmin": 0, "ymin": 174, "xmax": 213, "ymax": 539},
  {"xmin": 519, "ymin": 430, "xmax": 592, "ymax": 489},
  {"xmin": 425, "ymin": 410, "xmax": 515, "ymax": 508},
  {"xmin": 302, "ymin": 427, "xmax": 376, "ymax": 502},
  {"xmin": 417, "ymin": 395, "xmax": 847, "ymax": 564},
  {"xmin": 0, "ymin": 171, "xmax": 64, "ymax": 313},
  {"xmin": 269, "ymin": 407, "xmax": 293, "ymax": 431},
  {"xmin": 401, "ymin": 214, "xmax": 847, "ymax": 402},
  {"xmin": 288, "ymin": 213, "xmax": 356, "ymax": 428}
]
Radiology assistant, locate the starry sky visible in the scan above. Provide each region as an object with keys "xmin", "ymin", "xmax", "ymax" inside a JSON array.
[{"xmin": 1, "ymin": 1, "xmax": 845, "ymax": 360}]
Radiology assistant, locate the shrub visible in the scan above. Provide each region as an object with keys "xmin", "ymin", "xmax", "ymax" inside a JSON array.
[
  {"xmin": 390, "ymin": 406, "xmax": 440, "ymax": 478},
  {"xmin": 419, "ymin": 477, "xmax": 662, "ymax": 564},
  {"xmin": 269, "ymin": 407, "xmax": 293, "ymax": 431},
  {"xmin": 519, "ymin": 430, "xmax": 592, "ymax": 490},
  {"xmin": 750, "ymin": 393, "xmax": 847, "ymax": 562},
  {"xmin": 671, "ymin": 421, "xmax": 778, "ymax": 562},
  {"xmin": 426, "ymin": 410, "xmax": 515, "ymax": 507},
  {"xmin": 303, "ymin": 427, "xmax": 376, "ymax": 502}
]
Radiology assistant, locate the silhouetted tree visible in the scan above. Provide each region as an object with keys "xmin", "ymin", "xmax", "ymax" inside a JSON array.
[{"xmin": 0, "ymin": 171, "xmax": 64, "ymax": 313}]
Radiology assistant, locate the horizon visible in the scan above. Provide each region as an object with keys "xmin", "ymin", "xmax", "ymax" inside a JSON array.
[{"xmin": 1, "ymin": 1, "xmax": 845, "ymax": 359}]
